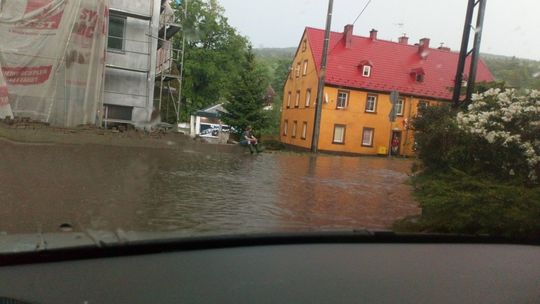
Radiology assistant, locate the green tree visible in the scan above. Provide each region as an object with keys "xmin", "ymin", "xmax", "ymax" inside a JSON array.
[
  {"xmin": 398, "ymin": 89, "xmax": 540, "ymax": 238},
  {"xmin": 270, "ymin": 58, "xmax": 292, "ymax": 101},
  {"xmin": 171, "ymin": 0, "xmax": 249, "ymax": 122},
  {"xmin": 482, "ymin": 54, "xmax": 540, "ymax": 90},
  {"xmin": 221, "ymin": 47, "xmax": 268, "ymax": 136}
]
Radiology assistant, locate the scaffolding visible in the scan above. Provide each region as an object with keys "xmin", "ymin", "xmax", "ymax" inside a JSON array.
[
  {"xmin": 155, "ymin": 0, "xmax": 184, "ymax": 124},
  {"xmin": 102, "ymin": 0, "xmax": 185, "ymax": 128}
]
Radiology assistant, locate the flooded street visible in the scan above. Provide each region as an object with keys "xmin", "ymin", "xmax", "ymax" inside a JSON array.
[{"xmin": 0, "ymin": 140, "xmax": 419, "ymax": 235}]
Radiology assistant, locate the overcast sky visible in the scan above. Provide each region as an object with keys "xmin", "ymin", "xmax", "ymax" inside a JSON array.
[{"xmin": 218, "ymin": 0, "xmax": 540, "ymax": 61}]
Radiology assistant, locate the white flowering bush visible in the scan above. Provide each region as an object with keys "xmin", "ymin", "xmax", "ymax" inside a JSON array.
[
  {"xmin": 407, "ymin": 89, "xmax": 540, "ymax": 237},
  {"xmin": 456, "ymin": 89, "xmax": 540, "ymax": 183}
]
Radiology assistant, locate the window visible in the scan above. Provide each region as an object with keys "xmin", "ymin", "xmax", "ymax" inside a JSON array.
[
  {"xmin": 302, "ymin": 39, "xmax": 307, "ymax": 52},
  {"xmin": 283, "ymin": 120, "xmax": 288, "ymax": 136},
  {"xmin": 292, "ymin": 121, "xmax": 297, "ymax": 138},
  {"xmin": 410, "ymin": 68, "xmax": 425, "ymax": 83},
  {"xmin": 417, "ymin": 101, "xmax": 429, "ymax": 117},
  {"xmin": 362, "ymin": 65, "xmax": 371, "ymax": 77},
  {"xmin": 301, "ymin": 122, "xmax": 307, "ymax": 140},
  {"xmin": 362, "ymin": 127, "xmax": 374, "ymax": 147},
  {"xmin": 336, "ymin": 90, "xmax": 349, "ymax": 109},
  {"xmin": 295, "ymin": 63, "xmax": 301, "ymax": 78},
  {"xmin": 295, "ymin": 91, "xmax": 300, "ymax": 108},
  {"xmin": 305, "ymin": 89, "xmax": 311, "ymax": 107},
  {"xmin": 286, "ymin": 92, "xmax": 291, "ymax": 108},
  {"xmin": 108, "ymin": 15, "xmax": 126, "ymax": 51},
  {"xmin": 104, "ymin": 104, "xmax": 133, "ymax": 120},
  {"xmin": 365, "ymin": 94, "xmax": 377, "ymax": 113},
  {"xmin": 302, "ymin": 60, "xmax": 308, "ymax": 76},
  {"xmin": 396, "ymin": 98, "xmax": 405, "ymax": 116},
  {"xmin": 332, "ymin": 124, "xmax": 346, "ymax": 144}
]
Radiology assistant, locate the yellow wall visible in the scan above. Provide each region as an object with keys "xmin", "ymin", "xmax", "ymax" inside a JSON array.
[
  {"xmin": 279, "ymin": 32, "xmax": 444, "ymax": 156},
  {"xmin": 280, "ymin": 31, "xmax": 319, "ymax": 149},
  {"xmin": 318, "ymin": 86, "xmax": 443, "ymax": 156}
]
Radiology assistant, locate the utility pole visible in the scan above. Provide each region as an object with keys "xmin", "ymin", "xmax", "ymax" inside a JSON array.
[
  {"xmin": 452, "ymin": 0, "xmax": 488, "ymax": 108},
  {"xmin": 311, "ymin": 0, "xmax": 333, "ymax": 153}
]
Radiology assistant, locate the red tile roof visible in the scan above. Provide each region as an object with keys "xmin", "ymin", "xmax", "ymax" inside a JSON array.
[{"xmin": 306, "ymin": 27, "xmax": 494, "ymax": 101}]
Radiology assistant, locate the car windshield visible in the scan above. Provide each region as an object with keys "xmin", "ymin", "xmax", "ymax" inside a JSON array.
[{"xmin": 0, "ymin": 0, "xmax": 539, "ymax": 248}]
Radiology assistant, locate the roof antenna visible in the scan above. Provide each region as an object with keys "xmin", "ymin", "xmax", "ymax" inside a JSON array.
[{"xmin": 352, "ymin": 0, "xmax": 372, "ymax": 25}]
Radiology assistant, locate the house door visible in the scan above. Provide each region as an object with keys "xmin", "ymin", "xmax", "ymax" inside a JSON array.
[{"xmin": 391, "ymin": 131, "xmax": 402, "ymax": 156}]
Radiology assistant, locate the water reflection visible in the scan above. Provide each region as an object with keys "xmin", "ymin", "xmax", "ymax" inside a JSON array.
[{"xmin": 0, "ymin": 140, "xmax": 419, "ymax": 234}]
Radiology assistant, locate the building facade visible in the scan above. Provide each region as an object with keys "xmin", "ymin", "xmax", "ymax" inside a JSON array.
[
  {"xmin": 104, "ymin": 0, "xmax": 179, "ymax": 126},
  {"xmin": 280, "ymin": 25, "xmax": 494, "ymax": 156}
]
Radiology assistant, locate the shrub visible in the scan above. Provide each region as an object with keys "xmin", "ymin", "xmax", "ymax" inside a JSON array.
[
  {"xmin": 413, "ymin": 89, "xmax": 539, "ymax": 185},
  {"xmin": 409, "ymin": 170, "xmax": 540, "ymax": 238},
  {"xmin": 457, "ymin": 89, "xmax": 540, "ymax": 183},
  {"xmin": 403, "ymin": 89, "xmax": 540, "ymax": 237}
]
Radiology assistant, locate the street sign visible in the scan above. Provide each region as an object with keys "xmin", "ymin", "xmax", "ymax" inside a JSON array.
[{"xmin": 389, "ymin": 91, "xmax": 399, "ymax": 122}]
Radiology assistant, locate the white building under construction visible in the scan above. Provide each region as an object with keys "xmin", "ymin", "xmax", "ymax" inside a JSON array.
[
  {"xmin": 0, "ymin": 0, "xmax": 181, "ymax": 127},
  {"xmin": 104, "ymin": 0, "xmax": 181, "ymax": 126}
]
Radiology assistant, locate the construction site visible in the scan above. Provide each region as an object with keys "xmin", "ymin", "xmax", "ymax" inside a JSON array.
[{"xmin": 0, "ymin": 0, "xmax": 186, "ymax": 138}]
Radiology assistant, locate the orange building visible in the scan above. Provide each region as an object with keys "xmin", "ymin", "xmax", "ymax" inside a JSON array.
[{"xmin": 280, "ymin": 25, "xmax": 494, "ymax": 156}]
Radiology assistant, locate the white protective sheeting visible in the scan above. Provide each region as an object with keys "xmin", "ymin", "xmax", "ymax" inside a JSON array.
[{"xmin": 0, "ymin": 0, "xmax": 108, "ymax": 126}]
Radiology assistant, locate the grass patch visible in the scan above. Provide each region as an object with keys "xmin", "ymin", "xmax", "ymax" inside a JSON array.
[{"xmin": 395, "ymin": 169, "xmax": 540, "ymax": 239}]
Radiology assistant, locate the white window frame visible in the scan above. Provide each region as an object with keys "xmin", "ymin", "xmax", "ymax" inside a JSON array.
[
  {"xmin": 292, "ymin": 121, "xmax": 297, "ymax": 138},
  {"xmin": 332, "ymin": 124, "xmax": 346, "ymax": 144},
  {"xmin": 301, "ymin": 122, "xmax": 307, "ymax": 140},
  {"xmin": 365, "ymin": 94, "xmax": 377, "ymax": 113},
  {"xmin": 362, "ymin": 128, "xmax": 374, "ymax": 147},
  {"xmin": 108, "ymin": 15, "xmax": 126, "ymax": 52},
  {"xmin": 336, "ymin": 91, "xmax": 349, "ymax": 109},
  {"xmin": 396, "ymin": 98, "xmax": 404, "ymax": 116},
  {"xmin": 295, "ymin": 63, "xmax": 301, "ymax": 78},
  {"xmin": 286, "ymin": 92, "xmax": 291, "ymax": 108},
  {"xmin": 283, "ymin": 120, "xmax": 288, "ymax": 136},
  {"xmin": 362, "ymin": 65, "xmax": 371, "ymax": 77},
  {"xmin": 295, "ymin": 91, "xmax": 300, "ymax": 108},
  {"xmin": 302, "ymin": 60, "xmax": 308, "ymax": 76},
  {"xmin": 305, "ymin": 89, "xmax": 311, "ymax": 107}
]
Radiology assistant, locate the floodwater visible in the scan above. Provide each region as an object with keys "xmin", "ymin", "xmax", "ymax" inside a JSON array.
[{"xmin": 0, "ymin": 140, "xmax": 419, "ymax": 235}]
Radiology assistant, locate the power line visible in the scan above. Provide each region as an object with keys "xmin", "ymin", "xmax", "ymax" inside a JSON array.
[
  {"xmin": 352, "ymin": 0, "xmax": 372, "ymax": 25},
  {"xmin": 324, "ymin": 0, "xmax": 373, "ymax": 57}
]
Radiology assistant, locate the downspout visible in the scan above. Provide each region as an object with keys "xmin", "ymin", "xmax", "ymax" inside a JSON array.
[{"xmin": 404, "ymin": 95, "xmax": 414, "ymax": 154}]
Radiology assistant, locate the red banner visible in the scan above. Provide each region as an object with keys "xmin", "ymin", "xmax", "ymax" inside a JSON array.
[
  {"xmin": 20, "ymin": 0, "xmax": 65, "ymax": 30},
  {"xmin": 1, "ymin": 66, "xmax": 53, "ymax": 85},
  {"xmin": 0, "ymin": 86, "xmax": 8, "ymax": 106}
]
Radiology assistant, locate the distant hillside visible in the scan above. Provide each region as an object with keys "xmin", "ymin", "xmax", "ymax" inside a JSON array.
[
  {"xmin": 481, "ymin": 53, "xmax": 540, "ymax": 89},
  {"xmin": 254, "ymin": 47, "xmax": 540, "ymax": 90},
  {"xmin": 253, "ymin": 47, "xmax": 296, "ymax": 59}
]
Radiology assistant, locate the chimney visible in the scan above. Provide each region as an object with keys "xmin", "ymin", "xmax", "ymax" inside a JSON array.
[
  {"xmin": 418, "ymin": 38, "xmax": 430, "ymax": 58},
  {"xmin": 369, "ymin": 29, "xmax": 378, "ymax": 40},
  {"xmin": 398, "ymin": 35, "xmax": 409, "ymax": 45},
  {"xmin": 343, "ymin": 24, "xmax": 354, "ymax": 48}
]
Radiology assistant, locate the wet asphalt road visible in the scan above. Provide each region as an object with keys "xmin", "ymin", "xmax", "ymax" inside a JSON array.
[{"xmin": 0, "ymin": 140, "xmax": 419, "ymax": 235}]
